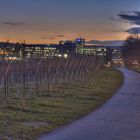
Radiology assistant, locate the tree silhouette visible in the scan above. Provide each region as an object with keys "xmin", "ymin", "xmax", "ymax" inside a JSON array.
[{"xmin": 123, "ymin": 34, "xmax": 140, "ymax": 66}]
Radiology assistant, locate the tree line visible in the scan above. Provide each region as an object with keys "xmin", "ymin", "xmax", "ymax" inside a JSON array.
[{"xmin": 122, "ymin": 34, "xmax": 140, "ymax": 66}]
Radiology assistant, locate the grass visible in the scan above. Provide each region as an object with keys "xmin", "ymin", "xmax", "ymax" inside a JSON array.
[
  {"xmin": 128, "ymin": 66, "xmax": 140, "ymax": 73},
  {"xmin": 0, "ymin": 68, "xmax": 123, "ymax": 140},
  {"xmin": 133, "ymin": 68, "xmax": 140, "ymax": 73}
]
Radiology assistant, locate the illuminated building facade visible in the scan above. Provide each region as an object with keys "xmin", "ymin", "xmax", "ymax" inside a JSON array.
[
  {"xmin": 18, "ymin": 44, "xmax": 59, "ymax": 59},
  {"xmin": 0, "ymin": 42, "xmax": 59, "ymax": 60},
  {"xmin": 59, "ymin": 40, "xmax": 76, "ymax": 55},
  {"xmin": 75, "ymin": 38, "xmax": 85, "ymax": 54},
  {"xmin": 0, "ymin": 40, "xmax": 122, "ymax": 60}
]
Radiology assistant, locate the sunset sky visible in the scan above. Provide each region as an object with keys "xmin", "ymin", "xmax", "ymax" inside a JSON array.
[{"xmin": 0, "ymin": 0, "xmax": 140, "ymax": 44}]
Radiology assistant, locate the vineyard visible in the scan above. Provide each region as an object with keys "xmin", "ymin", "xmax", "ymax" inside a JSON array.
[
  {"xmin": 0, "ymin": 55, "xmax": 104, "ymax": 104},
  {"xmin": 0, "ymin": 54, "xmax": 124, "ymax": 140}
]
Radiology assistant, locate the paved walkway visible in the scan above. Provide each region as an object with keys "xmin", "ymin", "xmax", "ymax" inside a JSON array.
[{"xmin": 38, "ymin": 68, "xmax": 140, "ymax": 140}]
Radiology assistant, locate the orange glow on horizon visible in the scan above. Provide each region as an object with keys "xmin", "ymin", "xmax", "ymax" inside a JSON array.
[{"xmin": 0, "ymin": 31, "xmax": 129, "ymax": 44}]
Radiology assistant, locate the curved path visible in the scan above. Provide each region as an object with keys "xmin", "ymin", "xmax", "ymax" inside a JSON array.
[{"xmin": 38, "ymin": 68, "xmax": 140, "ymax": 140}]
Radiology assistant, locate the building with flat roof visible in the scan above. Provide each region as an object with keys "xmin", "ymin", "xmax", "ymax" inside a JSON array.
[{"xmin": 0, "ymin": 40, "xmax": 122, "ymax": 60}]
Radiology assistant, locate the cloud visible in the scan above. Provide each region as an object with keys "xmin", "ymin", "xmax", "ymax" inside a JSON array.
[
  {"xmin": 110, "ymin": 17, "xmax": 116, "ymax": 21},
  {"xmin": 3, "ymin": 21, "xmax": 25, "ymax": 26},
  {"xmin": 57, "ymin": 35, "xmax": 65, "ymax": 38},
  {"xmin": 41, "ymin": 34, "xmax": 65, "ymax": 40},
  {"xmin": 106, "ymin": 29, "xmax": 124, "ymax": 33},
  {"xmin": 125, "ymin": 27, "xmax": 140, "ymax": 34},
  {"xmin": 118, "ymin": 11, "xmax": 140, "ymax": 25},
  {"xmin": 41, "ymin": 36, "xmax": 55, "ymax": 40},
  {"xmin": 86, "ymin": 40, "xmax": 124, "ymax": 46},
  {"xmin": 110, "ymin": 11, "xmax": 140, "ymax": 35},
  {"xmin": 49, "ymin": 37, "xmax": 56, "ymax": 40},
  {"xmin": 41, "ymin": 37, "xmax": 48, "ymax": 40}
]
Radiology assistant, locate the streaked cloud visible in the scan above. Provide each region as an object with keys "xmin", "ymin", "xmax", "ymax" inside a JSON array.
[
  {"xmin": 118, "ymin": 11, "xmax": 140, "ymax": 25},
  {"xmin": 86, "ymin": 40, "xmax": 124, "ymax": 46},
  {"xmin": 41, "ymin": 34, "xmax": 65, "ymax": 40},
  {"xmin": 106, "ymin": 29, "xmax": 125, "ymax": 33},
  {"xmin": 41, "ymin": 36, "xmax": 55, "ymax": 40},
  {"xmin": 3, "ymin": 21, "xmax": 25, "ymax": 26},
  {"xmin": 126, "ymin": 27, "xmax": 140, "ymax": 34},
  {"xmin": 56, "ymin": 35, "xmax": 65, "ymax": 38}
]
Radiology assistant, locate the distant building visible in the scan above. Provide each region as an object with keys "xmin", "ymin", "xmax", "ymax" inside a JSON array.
[
  {"xmin": 82, "ymin": 45, "xmax": 122, "ymax": 56},
  {"xmin": 0, "ymin": 42, "xmax": 59, "ymax": 60},
  {"xmin": 58, "ymin": 38, "xmax": 86, "ymax": 56},
  {"xmin": 80, "ymin": 45, "xmax": 106, "ymax": 56},
  {"xmin": 59, "ymin": 40, "xmax": 76, "ymax": 55},
  {"xmin": 0, "ymin": 40, "xmax": 122, "ymax": 60},
  {"xmin": 19, "ymin": 44, "xmax": 59, "ymax": 59},
  {"xmin": 75, "ymin": 38, "xmax": 85, "ymax": 54}
]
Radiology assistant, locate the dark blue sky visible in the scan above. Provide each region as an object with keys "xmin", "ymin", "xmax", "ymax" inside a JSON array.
[{"xmin": 0, "ymin": 0, "xmax": 140, "ymax": 43}]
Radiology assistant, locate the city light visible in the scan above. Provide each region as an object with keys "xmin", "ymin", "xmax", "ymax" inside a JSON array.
[
  {"xmin": 58, "ymin": 54, "xmax": 62, "ymax": 57},
  {"xmin": 64, "ymin": 53, "xmax": 68, "ymax": 59}
]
